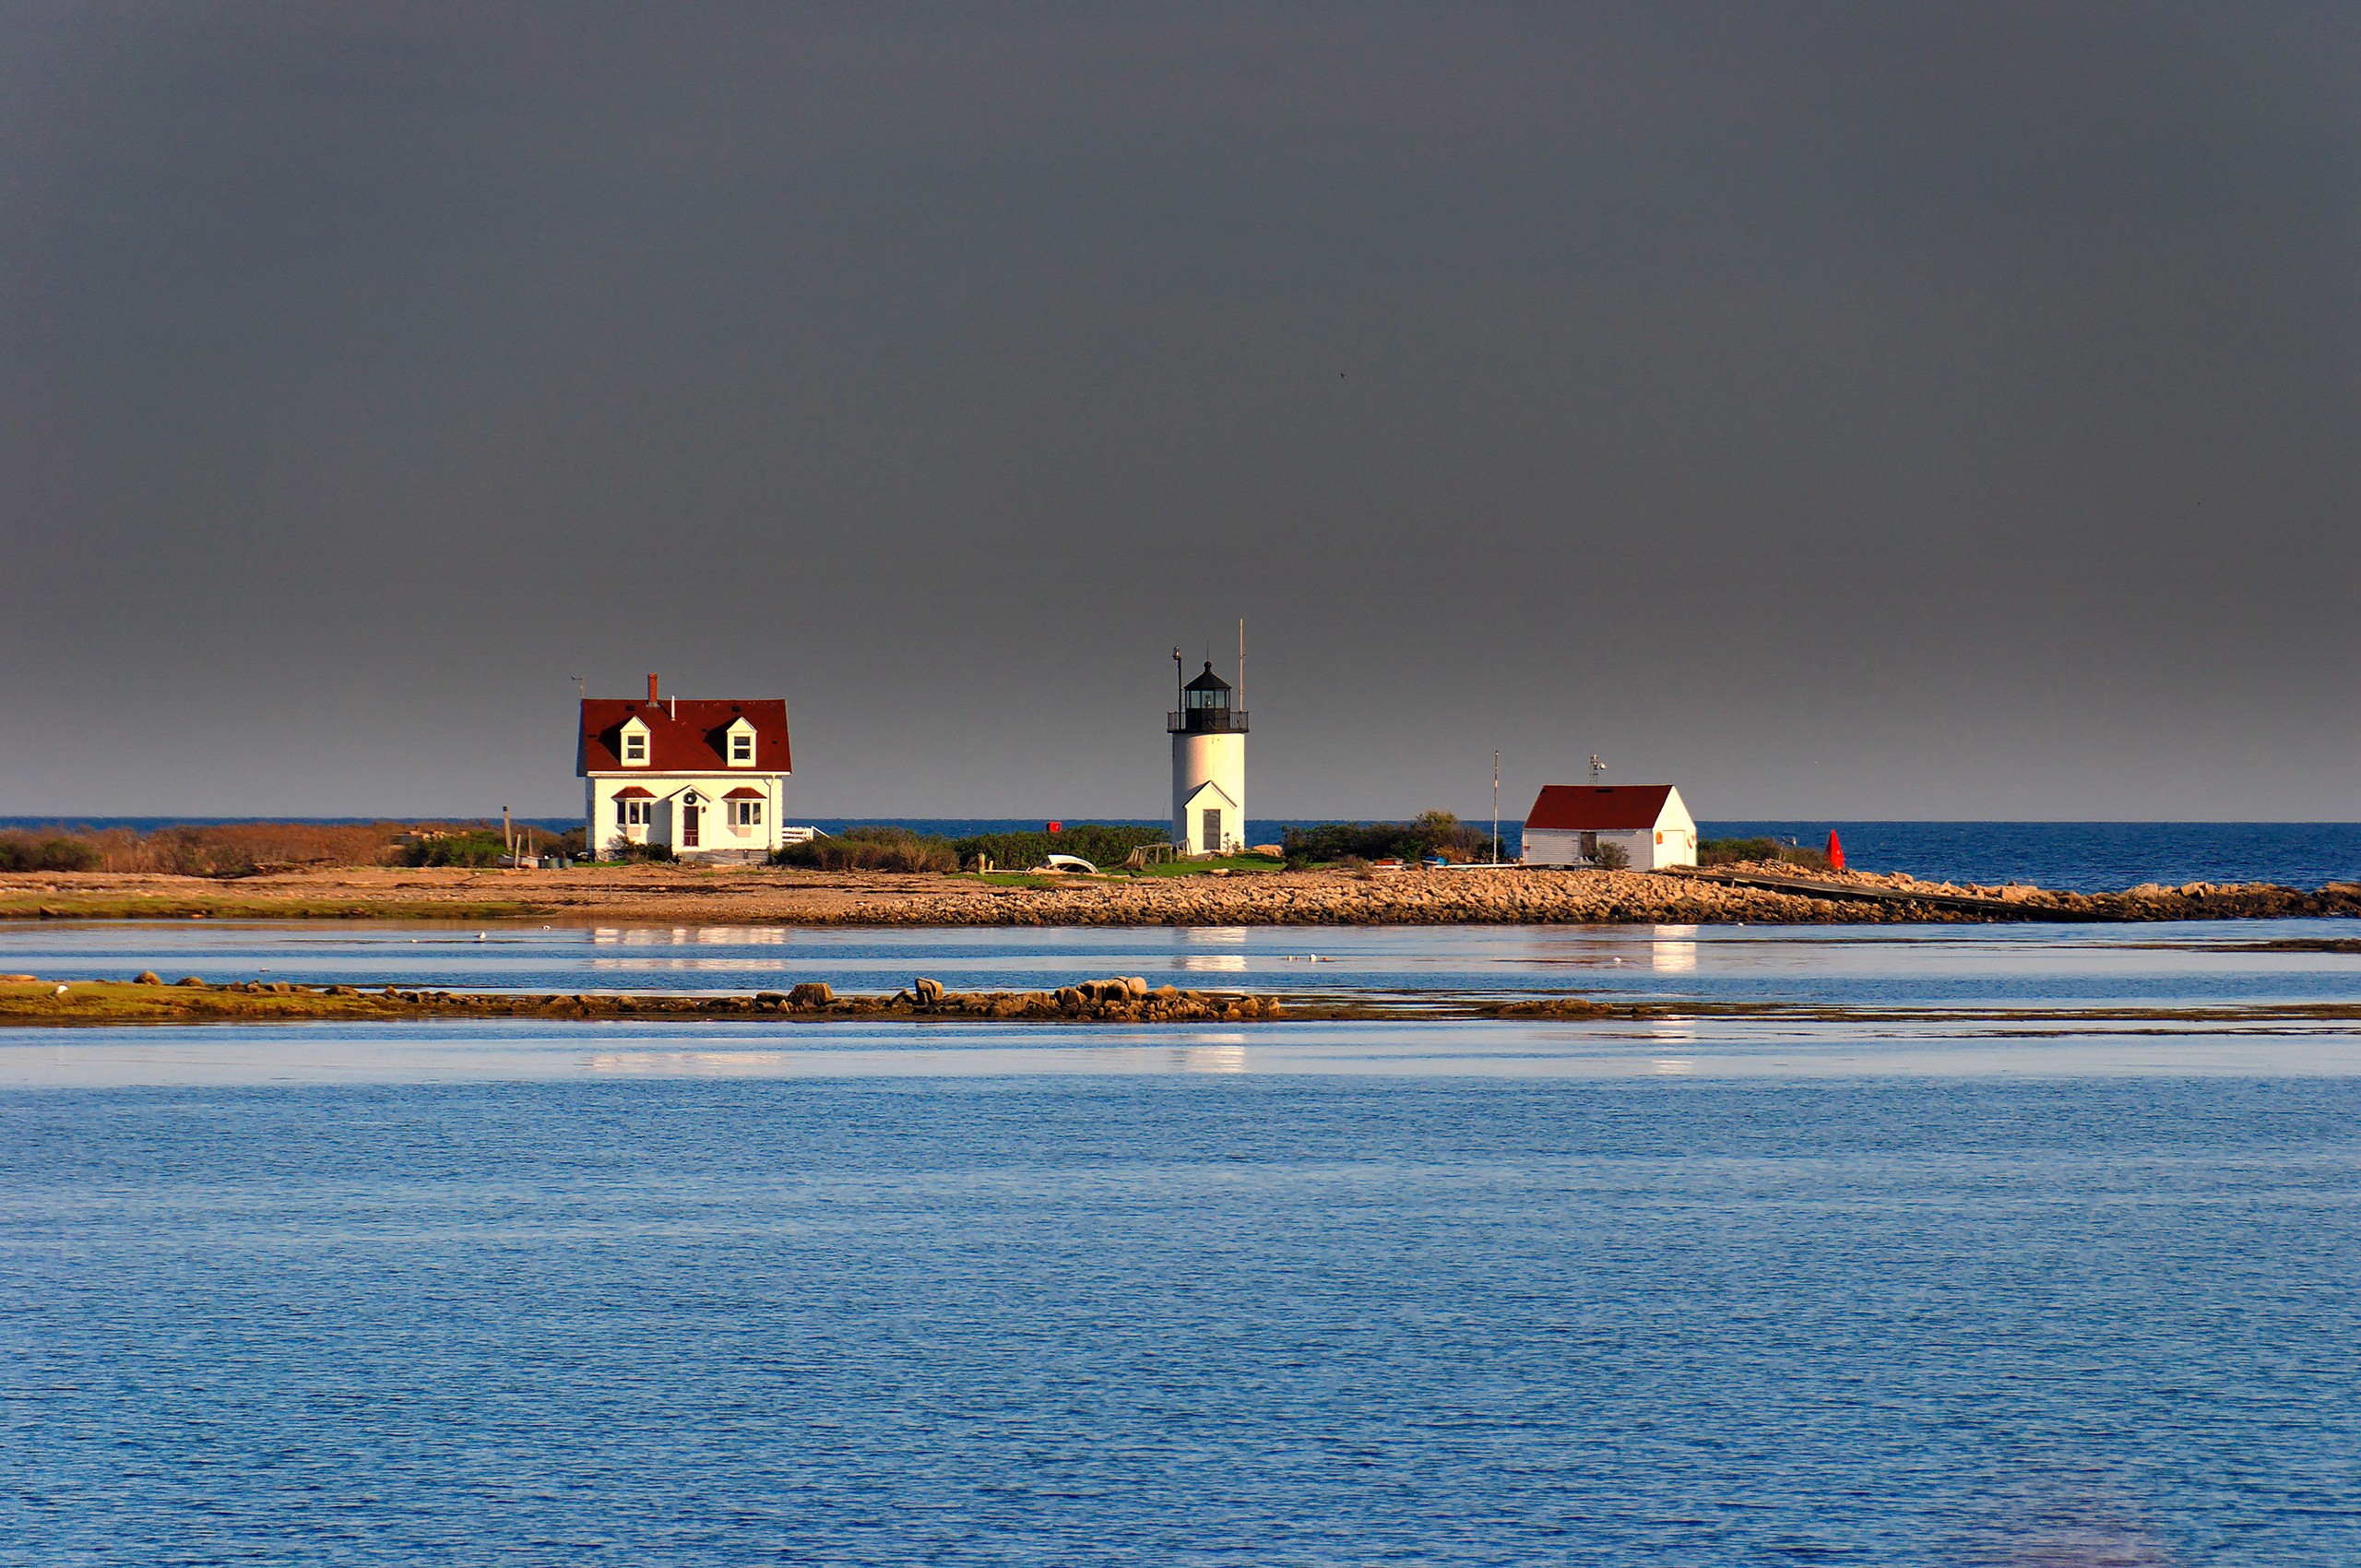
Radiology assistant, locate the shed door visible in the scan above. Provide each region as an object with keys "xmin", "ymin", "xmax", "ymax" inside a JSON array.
[{"xmin": 1202, "ymin": 809, "xmax": 1222, "ymax": 854}]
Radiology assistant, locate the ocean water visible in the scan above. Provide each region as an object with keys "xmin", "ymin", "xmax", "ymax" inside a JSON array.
[{"xmin": 7, "ymin": 922, "xmax": 2361, "ymax": 1563}]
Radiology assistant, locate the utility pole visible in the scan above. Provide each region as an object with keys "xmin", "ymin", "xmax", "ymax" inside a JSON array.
[{"xmin": 1492, "ymin": 752, "xmax": 1501, "ymax": 865}]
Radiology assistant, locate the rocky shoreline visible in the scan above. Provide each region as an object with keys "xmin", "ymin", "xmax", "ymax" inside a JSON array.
[{"xmin": 3, "ymin": 861, "xmax": 2356, "ymax": 927}]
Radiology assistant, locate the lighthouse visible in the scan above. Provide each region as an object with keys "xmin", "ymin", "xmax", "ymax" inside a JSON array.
[{"xmin": 1169, "ymin": 654, "xmax": 1246, "ymax": 856}]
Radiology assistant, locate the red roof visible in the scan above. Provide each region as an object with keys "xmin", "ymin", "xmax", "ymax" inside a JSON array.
[
  {"xmin": 577, "ymin": 697, "xmax": 791, "ymax": 776},
  {"xmin": 1525, "ymin": 784, "xmax": 1677, "ymax": 831}
]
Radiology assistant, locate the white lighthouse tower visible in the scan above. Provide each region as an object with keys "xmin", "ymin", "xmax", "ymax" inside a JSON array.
[{"xmin": 1169, "ymin": 652, "xmax": 1246, "ymax": 856}]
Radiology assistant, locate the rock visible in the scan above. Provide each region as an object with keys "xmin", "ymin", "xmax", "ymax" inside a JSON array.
[
  {"xmin": 788, "ymin": 981, "xmax": 835, "ymax": 1007},
  {"xmin": 134, "ymin": 970, "xmax": 162, "ymax": 985}
]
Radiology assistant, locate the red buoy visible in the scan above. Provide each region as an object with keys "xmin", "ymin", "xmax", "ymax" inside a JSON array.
[{"xmin": 1826, "ymin": 830, "xmax": 1845, "ymax": 871}]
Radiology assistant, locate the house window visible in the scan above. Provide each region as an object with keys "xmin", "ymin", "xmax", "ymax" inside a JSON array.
[
  {"xmin": 623, "ymin": 731, "xmax": 647, "ymax": 764},
  {"xmin": 730, "ymin": 732, "xmax": 753, "ymax": 764},
  {"xmin": 616, "ymin": 799, "xmax": 651, "ymax": 827},
  {"xmin": 730, "ymin": 800, "xmax": 763, "ymax": 828}
]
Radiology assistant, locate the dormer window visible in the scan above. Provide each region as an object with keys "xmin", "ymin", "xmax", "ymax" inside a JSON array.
[
  {"xmin": 619, "ymin": 717, "xmax": 651, "ymax": 766},
  {"xmin": 725, "ymin": 718, "xmax": 758, "ymax": 767}
]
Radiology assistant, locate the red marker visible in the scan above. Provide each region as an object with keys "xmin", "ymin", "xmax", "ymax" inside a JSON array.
[{"xmin": 1827, "ymin": 830, "xmax": 1845, "ymax": 871}]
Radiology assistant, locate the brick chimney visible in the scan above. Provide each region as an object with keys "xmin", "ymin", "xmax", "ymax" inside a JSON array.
[{"xmin": 647, "ymin": 673, "xmax": 659, "ymax": 703}]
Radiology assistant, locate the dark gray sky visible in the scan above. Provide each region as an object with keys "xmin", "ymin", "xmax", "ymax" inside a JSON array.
[{"xmin": 4, "ymin": 2, "xmax": 2355, "ymax": 820}]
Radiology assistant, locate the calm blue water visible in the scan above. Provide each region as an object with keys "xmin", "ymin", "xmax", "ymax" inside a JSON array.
[
  {"xmin": 8, "ymin": 919, "xmax": 2361, "ymax": 1012},
  {"xmin": 7, "ymin": 1076, "xmax": 2358, "ymax": 1563},
  {"xmin": 8, "ymin": 924, "xmax": 2361, "ymax": 1562},
  {"xmin": 11, "ymin": 818, "xmax": 2360, "ymax": 892}
]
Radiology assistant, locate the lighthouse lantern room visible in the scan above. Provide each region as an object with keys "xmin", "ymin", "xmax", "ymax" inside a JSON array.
[{"xmin": 1169, "ymin": 655, "xmax": 1246, "ymax": 856}]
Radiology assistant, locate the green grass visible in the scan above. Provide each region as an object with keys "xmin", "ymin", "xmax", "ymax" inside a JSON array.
[{"xmin": 1129, "ymin": 855, "xmax": 1286, "ymax": 877}]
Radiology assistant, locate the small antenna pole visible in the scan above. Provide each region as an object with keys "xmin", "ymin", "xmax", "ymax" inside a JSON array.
[{"xmin": 1492, "ymin": 750, "xmax": 1501, "ymax": 865}]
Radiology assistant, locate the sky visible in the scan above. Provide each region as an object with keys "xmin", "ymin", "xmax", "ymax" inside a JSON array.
[{"xmin": 3, "ymin": 2, "xmax": 2356, "ymax": 821}]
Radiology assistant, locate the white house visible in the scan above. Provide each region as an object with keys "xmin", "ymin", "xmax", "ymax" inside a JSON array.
[
  {"xmin": 1169, "ymin": 659, "xmax": 1246, "ymax": 855},
  {"xmin": 577, "ymin": 674, "xmax": 791, "ymax": 861},
  {"xmin": 1519, "ymin": 784, "xmax": 1697, "ymax": 871}
]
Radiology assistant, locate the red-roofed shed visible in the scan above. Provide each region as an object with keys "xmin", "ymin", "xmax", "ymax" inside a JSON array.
[{"xmin": 1520, "ymin": 784, "xmax": 1696, "ymax": 870}]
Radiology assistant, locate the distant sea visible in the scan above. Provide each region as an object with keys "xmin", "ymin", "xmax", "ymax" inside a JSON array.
[
  {"xmin": 6, "ymin": 816, "xmax": 2357, "ymax": 895},
  {"xmin": 819, "ymin": 820, "xmax": 2361, "ymax": 893}
]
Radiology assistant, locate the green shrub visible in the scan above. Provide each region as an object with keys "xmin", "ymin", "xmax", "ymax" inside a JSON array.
[
  {"xmin": 775, "ymin": 827, "xmax": 957, "ymax": 873},
  {"xmin": 1699, "ymin": 837, "xmax": 1831, "ymax": 871},
  {"xmin": 398, "ymin": 830, "xmax": 509, "ymax": 868},
  {"xmin": 950, "ymin": 824, "xmax": 1170, "ymax": 872},
  {"xmin": 1283, "ymin": 811, "xmax": 1495, "ymax": 868},
  {"xmin": 0, "ymin": 834, "xmax": 101, "ymax": 872}
]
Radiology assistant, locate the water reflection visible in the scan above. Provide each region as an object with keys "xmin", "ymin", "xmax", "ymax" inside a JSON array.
[
  {"xmin": 1651, "ymin": 923, "xmax": 1699, "ymax": 973},
  {"xmin": 593, "ymin": 926, "xmax": 789, "ymax": 946}
]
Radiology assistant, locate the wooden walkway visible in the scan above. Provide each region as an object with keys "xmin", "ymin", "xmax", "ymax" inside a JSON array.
[{"xmin": 1668, "ymin": 868, "xmax": 2103, "ymax": 921}]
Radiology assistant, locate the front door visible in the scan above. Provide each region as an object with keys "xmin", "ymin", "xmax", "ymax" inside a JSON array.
[
  {"xmin": 1202, "ymin": 808, "xmax": 1222, "ymax": 855},
  {"xmin": 682, "ymin": 803, "xmax": 701, "ymax": 849}
]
